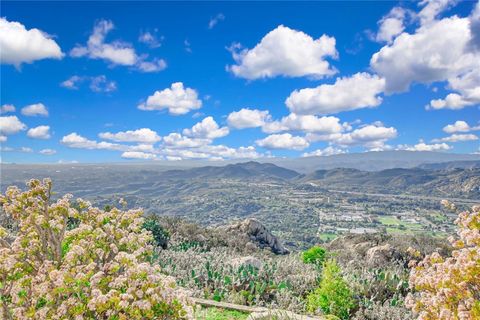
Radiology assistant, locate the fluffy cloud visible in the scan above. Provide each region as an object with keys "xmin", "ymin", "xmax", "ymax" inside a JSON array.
[
  {"xmin": 61, "ymin": 133, "xmax": 124, "ymax": 150},
  {"xmin": 307, "ymin": 123, "xmax": 397, "ymax": 149},
  {"xmin": 256, "ymin": 133, "xmax": 309, "ymax": 150},
  {"xmin": 182, "ymin": 117, "xmax": 229, "ymax": 139},
  {"xmin": 27, "ymin": 125, "xmax": 51, "ymax": 139},
  {"xmin": 262, "ymin": 114, "xmax": 346, "ymax": 134},
  {"xmin": 0, "ymin": 18, "xmax": 63, "ymax": 66},
  {"xmin": 99, "ymin": 128, "xmax": 161, "ymax": 143},
  {"xmin": 336, "ymin": 124, "xmax": 397, "ymax": 147},
  {"xmin": 138, "ymin": 82, "xmax": 202, "ymax": 115},
  {"xmin": 70, "ymin": 20, "xmax": 166, "ymax": 72},
  {"xmin": 227, "ymin": 108, "xmax": 271, "ymax": 129},
  {"xmin": 285, "ymin": 73, "xmax": 385, "ymax": 115},
  {"xmin": 375, "ymin": 7, "xmax": 408, "ymax": 43},
  {"xmin": 427, "ymin": 67, "xmax": 480, "ymax": 110},
  {"xmin": 417, "ymin": 0, "xmax": 458, "ymax": 26},
  {"xmin": 70, "ymin": 20, "xmax": 136, "ymax": 65},
  {"xmin": 208, "ymin": 13, "xmax": 225, "ymax": 29},
  {"xmin": 370, "ymin": 14, "xmax": 478, "ymax": 94},
  {"xmin": 0, "ymin": 116, "xmax": 27, "ymax": 135},
  {"xmin": 443, "ymin": 120, "xmax": 480, "ymax": 133},
  {"xmin": 39, "ymin": 148, "xmax": 56, "ymax": 155},
  {"xmin": 228, "ymin": 25, "xmax": 337, "ymax": 79},
  {"xmin": 302, "ymin": 146, "xmax": 347, "ymax": 157},
  {"xmin": 400, "ymin": 141, "xmax": 452, "ymax": 151},
  {"xmin": 0, "ymin": 104, "xmax": 15, "ymax": 114},
  {"xmin": 163, "ymin": 133, "xmax": 210, "ymax": 148},
  {"xmin": 21, "ymin": 103, "xmax": 48, "ymax": 117},
  {"xmin": 432, "ymin": 133, "xmax": 478, "ymax": 143},
  {"xmin": 121, "ymin": 151, "xmax": 157, "ymax": 160},
  {"xmin": 160, "ymin": 145, "xmax": 261, "ymax": 160}
]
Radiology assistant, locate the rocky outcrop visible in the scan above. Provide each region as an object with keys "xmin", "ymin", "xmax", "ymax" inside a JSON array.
[
  {"xmin": 365, "ymin": 244, "xmax": 395, "ymax": 266},
  {"xmin": 326, "ymin": 233, "xmax": 451, "ymax": 268},
  {"xmin": 224, "ymin": 218, "xmax": 290, "ymax": 255}
]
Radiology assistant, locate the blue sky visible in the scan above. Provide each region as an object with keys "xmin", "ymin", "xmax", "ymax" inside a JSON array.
[{"xmin": 1, "ymin": 1, "xmax": 479, "ymax": 163}]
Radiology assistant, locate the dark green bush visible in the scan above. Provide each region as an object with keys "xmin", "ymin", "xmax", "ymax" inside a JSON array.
[
  {"xmin": 302, "ymin": 245, "xmax": 327, "ymax": 265},
  {"xmin": 143, "ymin": 217, "xmax": 170, "ymax": 249}
]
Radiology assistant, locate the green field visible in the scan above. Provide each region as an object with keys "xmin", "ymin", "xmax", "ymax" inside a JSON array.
[{"xmin": 378, "ymin": 216, "xmax": 423, "ymax": 234}]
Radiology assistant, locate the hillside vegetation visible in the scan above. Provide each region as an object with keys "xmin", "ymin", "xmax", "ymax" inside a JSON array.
[{"xmin": 2, "ymin": 179, "xmax": 478, "ymax": 319}]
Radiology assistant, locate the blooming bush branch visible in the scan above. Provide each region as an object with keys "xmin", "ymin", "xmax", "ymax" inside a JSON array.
[
  {"xmin": 406, "ymin": 202, "xmax": 480, "ymax": 320},
  {"xmin": 0, "ymin": 179, "xmax": 193, "ymax": 319}
]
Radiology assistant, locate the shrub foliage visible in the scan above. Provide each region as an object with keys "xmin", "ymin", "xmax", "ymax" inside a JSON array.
[
  {"xmin": 406, "ymin": 202, "xmax": 480, "ymax": 320},
  {"xmin": 302, "ymin": 246, "xmax": 327, "ymax": 265},
  {"xmin": 307, "ymin": 259, "xmax": 357, "ymax": 319},
  {"xmin": 0, "ymin": 179, "xmax": 192, "ymax": 320}
]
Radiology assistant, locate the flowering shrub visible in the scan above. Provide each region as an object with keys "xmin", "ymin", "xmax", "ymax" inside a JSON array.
[
  {"xmin": 0, "ymin": 179, "xmax": 193, "ymax": 320},
  {"xmin": 406, "ymin": 202, "xmax": 480, "ymax": 320}
]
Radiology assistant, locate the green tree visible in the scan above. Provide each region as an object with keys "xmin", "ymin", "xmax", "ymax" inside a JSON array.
[{"xmin": 307, "ymin": 259, "xmax": 356, "ymax": 319}]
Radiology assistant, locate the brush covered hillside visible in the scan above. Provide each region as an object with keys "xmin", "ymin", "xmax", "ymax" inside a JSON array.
[
  {"xmin": 2, "ymin": 179, "xmax": 478, "ymax": 320},
  {"xmin": 159, "ymin": 161, "xmax": 301, "ymax": 181},
  {"xmin": 2, "ymin": 159, "xmax": 480, "ymax": 250},
  {"xmin": 299, "ymin": 165, "xmax": 480, "ymax": 199}
]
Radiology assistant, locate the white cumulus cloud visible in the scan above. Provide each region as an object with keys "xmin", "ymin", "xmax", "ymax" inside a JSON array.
[
  {"xmin": 302, "ymin": 146, "xmax": 347, "ymax": 157},
  {"xmin": 163, "ymin": 133, "xmax": 210, "ymax": 148},
  {"xmin": 443, "ymin": 120, "xmax": 480, "ymax": 133},
  {"xmin": 27, "ymin": 125, "xmax": 51, "ymax": 139},
  {"xmin": 121, "ymin": 151, "xmax": 157, "ymax": 160},
  {"xmin": 183, "ymin": 117, "xmax": 229, "ymax": 139},
  {"xmin": 399, "ymin": 141, "xmax": 452, "ymax": 151},
  {"xmin": 228, "ymin": 25, "xmax": 337, "ymax": 80},
  {"xmin": 21, "ymin": 103, "xmax": 48, "ymax": 117},
  {"xmin": 227, "ymin": 108, "xmax": 271, "ymax": 129},
  {"xmin": 285, "ymin": 73, "xmax": 385, "ymax": 115},
  {"xmin": 371, "ymin": 14, "xmax": 478, "ymax": 94},
  {"xmin": 39, "ymin": 148, "xmax": 56, "ymax": 155},
  {"xmin": 307, "ymin": 123, "xmax": 397, "ymax": 150},
  {"xmin": 262, "ymin": 114, "xmax": 346, "ymax": 134},
  {"xmin": 0, "ymin": 18, "xmax": 63, "ymax": 66},
  {"xmin": 375, "ymin": 7, "xmax": 408, "ymax": 43},
  {"xmin": 256, "ymin": 133, "xmax": 309, "ymax": 150},
  {"xmin": 0, "ymin": 104, "xmax": 16, "ymax": 114},
  {"xmin": 0, "ymin": 116, "xmax": 27, "ymax": 135},
  {"xmin": 99, "ymin": 128, "xmax": 161, "ymax": 143},
  {"xmin": 432, "ymin": 133, "xmax": 478, "ymax": 143},
  {"xmin": 138, "ymin": 82, "xmax": 202, "ymax": 115},
  {"xmin": 61, "ymin": 133, "xmax": 123, "ymax": 150}
]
